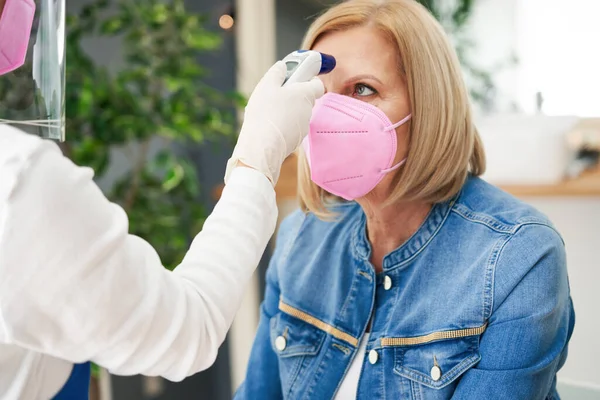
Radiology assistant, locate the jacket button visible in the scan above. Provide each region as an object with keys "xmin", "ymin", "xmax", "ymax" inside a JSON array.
[
  {"xmin": 383, "ymin": 275, "xmax": 393, "ymax": 290},
  {"xmin": 368, "ymin": 349, "xmax": 379, "ymax": 364},
  {"xmin": 275, "ymin": 336, "xmax": 287, "ymax": 351},
  {"xmin": 431, "ymin": 365, "xmax": 442, "ymax": 381}
]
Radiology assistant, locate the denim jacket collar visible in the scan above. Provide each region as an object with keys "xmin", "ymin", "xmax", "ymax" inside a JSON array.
[{"xmin": 352, "ymin": 195, "xmax": 457, "ymax": 271}]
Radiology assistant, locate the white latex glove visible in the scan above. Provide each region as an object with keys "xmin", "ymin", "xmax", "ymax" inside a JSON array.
[{"xmin": 224, "ymin": 61, "xmax": 325, "ymax": 186}]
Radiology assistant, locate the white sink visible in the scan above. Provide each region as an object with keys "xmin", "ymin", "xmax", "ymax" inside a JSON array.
[{"xmin": 475, "ymin": 114, "xmax": 580, "ymax": 185}]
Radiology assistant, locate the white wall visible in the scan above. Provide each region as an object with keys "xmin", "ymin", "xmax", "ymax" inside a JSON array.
[
  {"xmin": 468, "ymin": 0, "xmax": 600, "ymax": 116},
  {"xmin": 515, "ymin": 0, "xmax": 600, "ymax": 116}
]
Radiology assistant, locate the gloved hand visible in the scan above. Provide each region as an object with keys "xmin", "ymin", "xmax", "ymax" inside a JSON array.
[{"xmin": 224, "ymin": 61, "xmax": 325, "ymax": 186}]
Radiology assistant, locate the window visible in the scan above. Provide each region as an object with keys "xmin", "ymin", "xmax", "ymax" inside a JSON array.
[{"xmin": 516, "ymin": 0, "xmax": 600, "ymax": 116}]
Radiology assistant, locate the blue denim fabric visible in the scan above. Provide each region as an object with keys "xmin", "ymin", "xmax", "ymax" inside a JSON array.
[{"xmin": 235, "ymin": 177, "xmax": 575, "ymax": 400}]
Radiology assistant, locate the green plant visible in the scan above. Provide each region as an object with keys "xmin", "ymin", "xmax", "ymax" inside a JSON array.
[{"xmin": 63, "ymin": 0, "xmax": 244, "ymax": 272}]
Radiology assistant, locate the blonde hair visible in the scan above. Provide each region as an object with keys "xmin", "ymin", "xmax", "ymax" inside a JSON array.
[{"xmin": 298, "ymin": 0, "xmax": 485, "ymax": 218}]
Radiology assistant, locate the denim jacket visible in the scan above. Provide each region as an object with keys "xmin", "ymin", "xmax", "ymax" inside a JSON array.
[{"xmin": 235, "ymin": 177, "xmax": 575, "ymax": 400}]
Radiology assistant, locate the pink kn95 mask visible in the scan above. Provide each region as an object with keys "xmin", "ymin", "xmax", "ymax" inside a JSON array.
[
  {"xmin": 302, "ymin": 92, "xmax": 411, "ymax": 201},
  {"xmin": 0, "ymin": 0, "xmax": 36, "ymax": 75}
]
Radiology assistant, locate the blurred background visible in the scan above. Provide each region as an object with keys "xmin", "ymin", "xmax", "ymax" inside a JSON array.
[{"xmin": 62, "ymin": 0, "xmax": 599, "ymax": 398}]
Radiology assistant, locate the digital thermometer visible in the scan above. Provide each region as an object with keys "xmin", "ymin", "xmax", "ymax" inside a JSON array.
[{"xmin": 282, "ymin": 50, "xmax": 336, "ymax": 86}]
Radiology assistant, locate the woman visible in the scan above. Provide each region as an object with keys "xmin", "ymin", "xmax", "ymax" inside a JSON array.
[{"xmin": 236, "ymin": 0, "xmax": 574, "ymax": 399}]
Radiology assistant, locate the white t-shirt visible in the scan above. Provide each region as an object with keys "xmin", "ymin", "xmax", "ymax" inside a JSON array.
[
  {"xmin": 0, "ymin": 125, "xmax": 278, "ymax": 399},
  {"xmin": 334, "ymin": 333, "xmax": 370, "ymax": 400}
]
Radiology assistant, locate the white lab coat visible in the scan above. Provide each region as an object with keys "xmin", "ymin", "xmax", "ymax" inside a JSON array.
[{"xmin": 0, "ymin": 124, "xmax": 277, "ymax": 399}]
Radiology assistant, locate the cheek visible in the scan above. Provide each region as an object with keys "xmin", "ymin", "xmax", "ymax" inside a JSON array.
[{"xmin": 378, "ymin": 94, "xmax": 411, "ymax": 124}]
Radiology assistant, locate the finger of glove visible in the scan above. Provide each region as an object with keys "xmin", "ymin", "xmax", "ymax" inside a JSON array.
[{"xmin": 289, "ymin": 77, "xmax": 325, "ymax": 104}]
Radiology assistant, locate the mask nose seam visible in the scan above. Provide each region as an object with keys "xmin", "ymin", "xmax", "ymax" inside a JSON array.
[{"xmin": 323, "ymin": 104, "xmax": 365, "ymax": 122}]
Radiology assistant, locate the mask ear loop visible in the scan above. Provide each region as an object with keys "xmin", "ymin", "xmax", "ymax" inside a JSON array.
[
  {"xmin": 381, "ymin": 114, "xmax": 412, "ymax": 173},
  {"xmin": 381, "ymin": 158, "xmax": 406, "ymax": 173},
  {"xmin": 383, "ymin": 114, "xmax": 412, "ymax": 132}
]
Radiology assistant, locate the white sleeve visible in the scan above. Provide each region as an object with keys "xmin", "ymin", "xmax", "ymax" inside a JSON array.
[{"xmin": 0, "ymin": 141, "xmax": 277, "ymax": 382}]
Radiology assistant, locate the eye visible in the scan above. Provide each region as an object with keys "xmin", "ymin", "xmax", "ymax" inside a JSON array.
[{"xmin": 353, "ymin": 83, "xmax": 377, "ymax": 97}]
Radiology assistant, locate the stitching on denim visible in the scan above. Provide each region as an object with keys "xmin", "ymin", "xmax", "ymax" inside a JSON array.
[
  {"xmin": 285, "ymin": 355, "xmax": 306, "ymax": 399},
  {"xmin": 411, "ymin": 379, "xmax": 422, "ymax": 400},
  {"xmin": 287, "ymin": 328, "xmax": 330, "ymax": 399},
  {"xmin": 353, "ymin": 342, "xmax": 375, "ymax": 399},
  {"xmin": 332, "ymin": 341, "xmax": 360, "ymax": 398},
  {"xmin": 385, "ymin": 197, "xmax": 457, "ymax": 272},
  {"xmin": 484, "ymin": 235, "xmax": 508, "ymax": 320},
  {"xmin": 451, "ymin": 205, "xmax": 515, "ymax": 233},
  {"xmin": 336, "ymin": 272, "xmax": 362, "ymax": 336},
  {"xmin": 351, "ymin": 210, "xmax": 372, "ymax": 260},
  {"xmin": 302, "ymin": 338, "xmax": 330, "ymax": 400},
  {"xmin": 380, "ymin": 346, "xmax": 386, "ymax": 399},
  {"xmin": 490, "ymin": 222, "xmax": 562, "ymax": 316},
  {"xmin": 394, "ymin": 353, "xmax": 480, "ymax": 389},
  {"xmin": 383, "ymin": 277, "xmax": 399, "ymax": 341}
]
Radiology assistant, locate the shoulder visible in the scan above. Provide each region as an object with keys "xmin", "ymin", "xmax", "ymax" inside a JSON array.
[
  {"xmin": 453, "ymin": 176, "xmax": 556, "ymax": 232},
  {"xmin": 493, "ymin": 219, "xmax": 566, "ymax": 306},
  {"xmin": 275, "ymin": 202, "xmax": 361, "ymax": 246},
  {"xmin": 0, "ymin": 125, "xmax": 98, "ymax": 225},
  {"xmin": 270, "ymin": 202, "xmax": 362, "ymax": 269},
  {"xmin": 0, "ymin": 124, "xmax": 50, "ymax": 159},
  {"xmin": 456, "ymin": 178, "xmax": 566, "ymax": 309},
  {"xmin": 0, "ymin": 125, "xmax": 59, "ymax": 203}
]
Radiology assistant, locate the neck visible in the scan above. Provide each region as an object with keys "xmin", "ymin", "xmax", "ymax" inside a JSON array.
[
  {"xmin": 359, "ymin": 197, "xmax": 431, "ymax": 273},
  {"xmin": 0, "ymin": 0, "xmax": 6, "ymax": 18}
]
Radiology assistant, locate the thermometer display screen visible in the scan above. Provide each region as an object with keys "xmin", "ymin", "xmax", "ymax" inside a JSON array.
[{"xmin": 285, "ymin": 61, "xmax": 299, "ymax": 72}]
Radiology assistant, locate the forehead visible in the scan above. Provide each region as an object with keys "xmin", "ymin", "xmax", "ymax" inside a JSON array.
[{"xmin": 312, "ymin": 26, "xmax": 400, "ymax": 82}]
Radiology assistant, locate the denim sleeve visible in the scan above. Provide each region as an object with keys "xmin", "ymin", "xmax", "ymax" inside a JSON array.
[
  {"xmin": 234, "ymin": 212, "xmax": 304, "ymax": 399},
  {"xmin": 453, "ymin": 223, "xmax": 574, "ymax": 400}
]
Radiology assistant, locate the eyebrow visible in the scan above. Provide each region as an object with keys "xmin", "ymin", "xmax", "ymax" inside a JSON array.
[{"xmin": 343, "ymin": 74, "xmax": 384, "ymax": 86}]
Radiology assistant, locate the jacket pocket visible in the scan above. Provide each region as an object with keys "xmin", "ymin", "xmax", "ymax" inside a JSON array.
[
  {"xmin": 270, "ymin": 312, "xmax": 326, "ymax": 398},
  {"xmin": 392, "ymin": 335, "xmax": 481, "ymax": 399}
]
